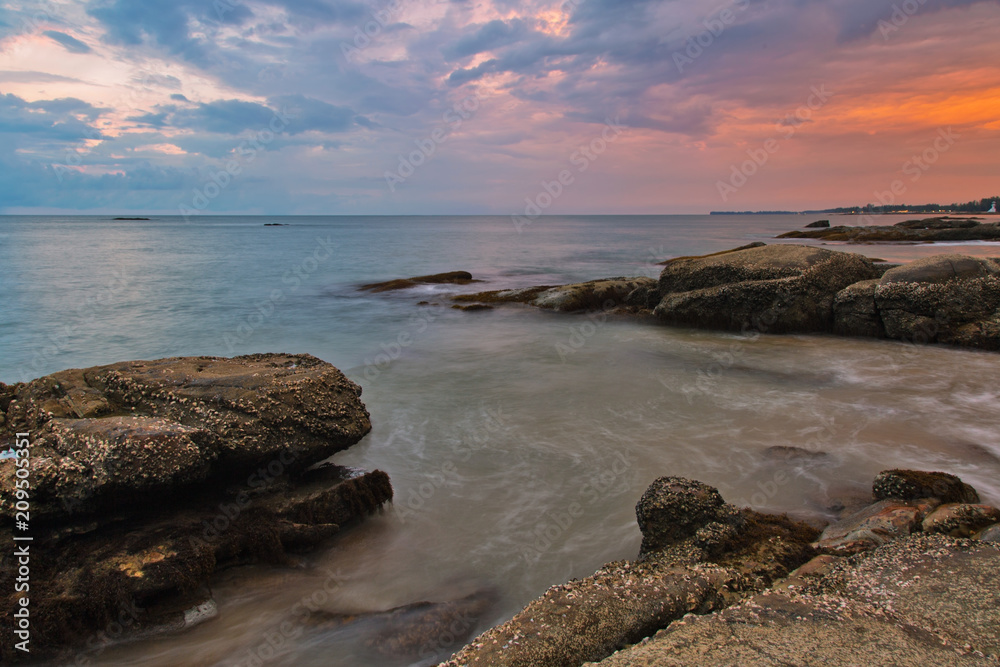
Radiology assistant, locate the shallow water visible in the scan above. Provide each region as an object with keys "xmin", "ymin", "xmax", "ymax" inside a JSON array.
[{"xmin": 2, "ymin": 214, "xmax": 999, "ymax": 666}]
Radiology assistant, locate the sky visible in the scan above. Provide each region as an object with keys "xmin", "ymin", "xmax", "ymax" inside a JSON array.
[{"xmin": 0, "ymin": 0, "xmax": 999, "ymax": 215}]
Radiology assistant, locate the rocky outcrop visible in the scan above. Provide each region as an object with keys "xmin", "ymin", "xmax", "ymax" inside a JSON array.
[
  {"xmin": 872, "ymin": 255, "xmax": 1000, "ymax": 349},
  {"xmin": 441, "ymin": 478, "xmax": 819, "ymax": 667},
  {"xmin": 452, "ymin": 277, "xmax": 657, "ymax": 313},
  {"xmin": 361, "ymin": 271, "xmax": 482, "ymax": 292},
  {"xmin": 444, "ymin": 470, "xmax": 999, "ymax": 667},
  {"xmin": 651, "ymin": 245, "xmax": 884, "ymax": 333},
  {"xmin": 592, "ymin": 534, "xmax": 1000, "ymax": 666},
  {"xmin": 777, "ymin": 216, "xmax": 1000, "ymax": 243},
  {"xmin": 805, "ymin": 219, "xmax": 830, "ymax": 228},
  {"xmin": 0, "ymin": 354, "xmax": 392, "ymax": 662}
]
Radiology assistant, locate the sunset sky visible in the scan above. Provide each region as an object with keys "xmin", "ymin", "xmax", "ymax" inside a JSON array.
[{"xmin": 1, "ymin": 0, "xmax": 999, "ymax": 215}]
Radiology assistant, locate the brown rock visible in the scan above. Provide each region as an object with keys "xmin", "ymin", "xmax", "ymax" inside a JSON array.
[
  {"xmin": 812, "ymin": 499, "xmax": 930, "ymax": 554},
  {"xmin": 922, "ymin": 504, "xmax": 1000, "ymax": 537},
  {"xmin": 360, "ymin": 271, "xmax": 480, "ymax": 292},
  {"xmin": 873, "ymin": 469, "xmax": 980, "ymax": 504}
]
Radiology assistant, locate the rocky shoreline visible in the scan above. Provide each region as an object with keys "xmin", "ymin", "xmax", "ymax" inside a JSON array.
[
  {"xmin": 0, "ymin": 354, "xmax": 392, "ymax": 663},
  {"xmin": 442, "ymin": 470, "xmax": 1000, "ymax": 666},
  {"xmin": 442, "ymin": 242, "xmax": 1000, "ymax": 351},
  {"xmin": 777, "ymin": 216, "xmax": 1000, "ymax": 243}
]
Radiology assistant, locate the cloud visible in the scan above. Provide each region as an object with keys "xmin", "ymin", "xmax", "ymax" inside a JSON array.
[
  {"xmin": 43, "ymin": 30, "xmax": 92, "ymax": 53},
  {"xmin": 0, "ymin": 93, "xmax": 106, "ymax": 142}
]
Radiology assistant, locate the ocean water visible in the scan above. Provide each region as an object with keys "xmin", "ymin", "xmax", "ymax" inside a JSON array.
[{"xmin": 2, "ymin": 214, "xmax": 1000, "ymax": 666}]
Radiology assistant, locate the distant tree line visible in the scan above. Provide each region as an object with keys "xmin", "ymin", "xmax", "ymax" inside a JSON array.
[{"xmin": 810, "ymin": 196, "xmax": 999, "ymax": 215}]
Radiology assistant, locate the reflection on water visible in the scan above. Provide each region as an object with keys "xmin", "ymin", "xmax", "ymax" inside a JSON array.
[{"xmin": 2, "ymin": 215, "xmax": 999, "ymax": 665}]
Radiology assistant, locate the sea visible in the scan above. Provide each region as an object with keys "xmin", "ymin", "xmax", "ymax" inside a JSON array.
[{"xmin": 2, "ymin": 214, "xmax": 1000, "ymax": 666}]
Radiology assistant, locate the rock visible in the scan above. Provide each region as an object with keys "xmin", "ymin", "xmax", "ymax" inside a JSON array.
[
  {"xmin": 975, "ymin": 523, "xmax": 1000, "ymax": 542},
  {"xmin": 805, "ymin": 219, "xmax": 831, "ymax": 228},
  {"xmin": 873, "ymin": 469, "xmax": 980, "ymax": 504},
  {"xmin": 305, "ymin": 589, "xmax": 498, "ymax": 663},
  {"xmin": 833, "ymin": 279, "xmax": 885, "ymax": 337},
  {"xmin": 360, "ymin": 271, "xmax": 481, "ymax": 292},
  {"xmin": 635, "ymin": 477, "xmax": 743, "ymax": 555},
  {"xmin": 453, "ymin": 277, "xmax": 656, "ymax": 313},
  {"xmin": 592, "ymin": 533, "xmax": 1000, "ymax": 666},
  {"xmin": 922, "ymin": 504, "xmax": 1000, "ymax": 537},
  {"xmin": 452, "ymin": 304, "xmax": 494, "ymax": 312},
  {"xmin": 777, "ymin": 216, "xmax": 1000, "ymax": 243},
  {"xmin": 873, "ymin": 256, "xmax": 1000, "ymax": 348},
  {"xmin": 0, "ymin": 354, "xmax": 373, "ymax": 519},
  {"xmin": 812, "ymin": 499, "xmax": 931, "ymax": 554},
  {"xmin": 652, "ymin": 245, "xmax": 883, "ymax": 334},
  {"xmin": 0, "ymin": 355, "xmax": 392, "ymax": 663},
  {"xmin": 879, "ymin": 254, "xmax": 999, "ymax": 286},
  {"xmin": 591, "ymin": 590, "xmax": 990, "ymax": 667},
  {"xmin": 761, "ymin": 445, "xmax": 830, "ymax": 463}
]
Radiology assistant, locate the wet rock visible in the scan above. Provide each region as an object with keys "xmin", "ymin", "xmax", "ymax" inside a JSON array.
[
  {"xmin": 812, "ymin": 499, "xmax": 932, "ymax": 554},
  {"xmin": 360, "ymin": 271, "xmax": 481, "ymax": 292},
  {"xmin": 306, "ymin": 589, "xmax": 497, "ymax": 663},
  {"xmin": 873, "ymin": 469, "xmax": 980, "ymax": 504},
  {"xmin": 833, "ymin": 279, "xmax": 885, "ymax": 337},
  {"xmin": 453, "ymin": 277, "xmax": 656, "ymax": 313},
  {"xmin": 0, "ymin": 354, "xmax": 373, "ymax": 520},
  {"xmin": 0, "ymin": 355, "xmax": 392, "ymax": 663},
  {"xmin": 975, "ymin": 523, "xmax": 1000, "ymax": 542},
  {"xmin": 635, "ymin": 477, "xmax": 743, "ymax": 555},
  {"xmin": 451, "ymin": 304, "xmax": 494, "ymax": 312},
  {"xmin": 921, "ymin": 504, "xmax": 1000, "ymax": 537},
  {"xmin": 873, "ymin": 256, "xmax": 1000, "ymax": 348},
  {"xmin": 805, "ymin": 219, "xmax": 831, "ymax": 228},
  {"xmin": 652, "ymin": 245, "xmax": 883, "ymax": 334}
]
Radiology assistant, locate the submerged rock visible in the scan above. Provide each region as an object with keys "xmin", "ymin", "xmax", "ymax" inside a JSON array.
[
  {"xmin": 805, "ymin": 219, "xmax": 830, "ymax": 228},
  {"xmin": 360, "ymin": 271, "xmax": 481, "ymax": 292}
]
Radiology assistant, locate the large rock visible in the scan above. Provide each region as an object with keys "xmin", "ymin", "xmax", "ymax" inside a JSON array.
[
  {"xmin": 591, "ymin": 533, "xmax": 1000, "ymax": 666},
  {"xmin": 0, "ymin": 354, "xmax": 372, "ymax": 519},
  {"xmin": 873, "ymin": 255, "xmax": 1000, "ymax": 348},
  {"xmin": 0, "ymin": 354, "xmax": 392, "ymax": 662},
  {"xmin": 833, "ymin": 279, "xmax": 884, "ymax": 337},
  {"xmin": 873, "ymin": 469, "xmax": 980, "ymax": 504},
  {"xmin": 652, "ymin": 245, "xmax": 883, "ymax": 334},
  {"xmin": 635, "ymin": 477, "xmax": 742, "ymax": 555}
]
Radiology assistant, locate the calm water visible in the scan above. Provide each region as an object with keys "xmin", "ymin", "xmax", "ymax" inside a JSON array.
[{"xmin": 2, "ymin": 215, "xmax": 1000, "ymax": 666}]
